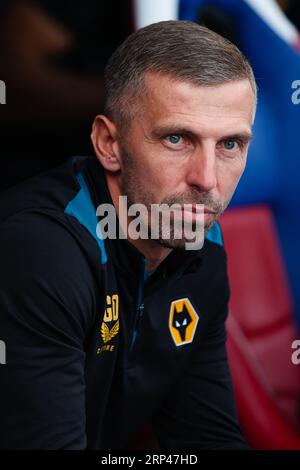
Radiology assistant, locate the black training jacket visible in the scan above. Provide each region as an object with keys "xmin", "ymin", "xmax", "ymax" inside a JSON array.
[{"xmin": 0, "ymin": 155, "xmax": 247, "ymax": 450}]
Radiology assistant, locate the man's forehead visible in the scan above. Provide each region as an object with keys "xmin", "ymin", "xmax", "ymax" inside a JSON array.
[{"xmin": 142, "ymin": 72, "xmax": 255, "ymax": 127}]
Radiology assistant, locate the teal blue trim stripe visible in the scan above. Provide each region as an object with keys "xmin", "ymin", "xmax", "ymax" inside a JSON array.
[
  {"xmin": 205, "ymin": 222, "xmax": 223, "ymax": 247},
  {"xmin": 64, "ymin": 172, "xmax": 107, "ymax": 264}
]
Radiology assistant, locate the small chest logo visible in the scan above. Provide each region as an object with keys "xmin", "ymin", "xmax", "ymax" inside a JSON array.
[
  {"xmin": 169, "ymin": 298, "xmax": 199, "ymax": 347},
  {"xmin": 97, "ymin": 294, "xmax": 119, "ymax": 354}
]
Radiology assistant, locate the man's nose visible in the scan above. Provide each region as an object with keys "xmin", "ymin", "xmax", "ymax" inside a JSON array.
[{"xmin": 186, "ymin": 144, "xmax": 217, "ymax": 192}]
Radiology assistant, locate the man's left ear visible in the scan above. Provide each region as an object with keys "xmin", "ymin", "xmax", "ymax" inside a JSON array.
[{"xmin": 91, "ymin": 115, "xmax": 121, "ymax": 172}]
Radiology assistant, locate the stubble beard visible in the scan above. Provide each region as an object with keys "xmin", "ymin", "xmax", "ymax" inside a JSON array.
[{"xmin": 119, "ymin": 146, "xmax": 228, "ymax": 250}]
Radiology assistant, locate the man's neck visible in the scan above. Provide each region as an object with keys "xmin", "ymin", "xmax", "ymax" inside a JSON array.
[
  {"xmin": 128, "ymin": 237, "xmax": 172, "ymax": 273},
  {"xmin": 106, "ymin": 173, "xmax": 172, "ymax": 273}
]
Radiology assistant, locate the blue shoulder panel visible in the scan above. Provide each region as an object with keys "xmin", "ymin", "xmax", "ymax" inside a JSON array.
[
  {"xmin": 205, "ymin": 222, "xmax": 224, "ymax": 247},
  {"xmin": 64, "ymin": 172, "xmax": 107, "ymax": 264}
]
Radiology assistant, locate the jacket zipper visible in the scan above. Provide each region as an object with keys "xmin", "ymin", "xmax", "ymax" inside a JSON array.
[{"xmin": 129, "ymin": 258, "xmax": 147, "ymax": 352}]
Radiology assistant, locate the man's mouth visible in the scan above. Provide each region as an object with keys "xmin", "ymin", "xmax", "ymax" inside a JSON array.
[
  {"xmin": 179, "ymin": 205, "xmax": 207, "ymax": 223},
  {"xmin": 157, "ymin": 203, "xmax": 217, "ymax": 225}
]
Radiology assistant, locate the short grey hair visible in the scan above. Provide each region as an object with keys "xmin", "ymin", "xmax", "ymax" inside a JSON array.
[{"xmin": 104, "ymin": 20, "xmax": 257, "ymax": 130}]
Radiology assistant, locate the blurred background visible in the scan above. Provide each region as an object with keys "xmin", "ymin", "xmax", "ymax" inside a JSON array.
[{"xmin": 1, "ymin": 0, "xmax": 300, "ymax": 450}]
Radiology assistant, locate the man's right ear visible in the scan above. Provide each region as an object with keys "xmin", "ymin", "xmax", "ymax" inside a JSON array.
[{"xmin": 91, "ymin": 115, "xmax": 121, "ymax": 172}]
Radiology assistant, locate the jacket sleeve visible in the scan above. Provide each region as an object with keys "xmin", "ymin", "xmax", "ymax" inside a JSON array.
[
  {"xmin": 0, "ymin": 211, "xmax": 98, "ymax": 449},
  {"xmin": 152, "ymin": 267, "xmax": 249, "ymax": 450}
]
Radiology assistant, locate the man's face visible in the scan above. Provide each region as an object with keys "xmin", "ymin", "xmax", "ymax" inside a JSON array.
[{"xmin": 117, "ymin": 72, "xmax": 254, "ymax": 249}]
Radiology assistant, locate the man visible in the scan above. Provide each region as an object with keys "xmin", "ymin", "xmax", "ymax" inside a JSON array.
[{"xmin": 0, "ymin": 20, "xmax": 256, "ymax": 449}]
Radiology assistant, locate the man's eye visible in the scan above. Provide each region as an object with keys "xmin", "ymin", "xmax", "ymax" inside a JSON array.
[
  {"xmin": 223, "ymin": 139, "xmax": 238, "ymax": 150},
  {"xmin": 166, "ymin": 134, "xmax": 182, "ymax": 145}
]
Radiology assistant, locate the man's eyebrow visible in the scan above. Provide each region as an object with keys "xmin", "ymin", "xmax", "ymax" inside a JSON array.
[
  {"xmin": 222, "ymin": 132, "xmax": 253, "ymax": 144},
  {"xmin": 150, "ymin": 125, "xmax": 195, "ymax": 138}
]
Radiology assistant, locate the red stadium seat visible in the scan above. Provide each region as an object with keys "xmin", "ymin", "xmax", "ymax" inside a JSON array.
[{"xmin": 220, "ymin": 205, "xmax": 300, "ymax": 449}]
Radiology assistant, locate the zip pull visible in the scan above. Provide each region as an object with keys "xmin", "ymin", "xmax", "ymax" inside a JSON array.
[{"xmin": 139, "ymin": 302, "xmax": 144, "ymax": 317}]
